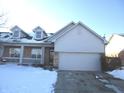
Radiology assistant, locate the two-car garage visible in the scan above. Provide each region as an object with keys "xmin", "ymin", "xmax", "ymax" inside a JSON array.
[
  {"xmin": 58, "ymin": 52, "xmax": 101, "ymax": 71},
  {"xmin": 48, "ymin": 22, "xmax": 105, "ymax": 71}
]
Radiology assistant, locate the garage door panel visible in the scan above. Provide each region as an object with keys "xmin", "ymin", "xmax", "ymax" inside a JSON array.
[{"xmin": 59, "ymin": 52, "xmax": 101, "ymax": 71}]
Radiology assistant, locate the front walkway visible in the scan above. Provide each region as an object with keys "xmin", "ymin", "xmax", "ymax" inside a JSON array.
[{"xmin": 55, "ymin": 71, "xmax": 124, "ymax": 93}]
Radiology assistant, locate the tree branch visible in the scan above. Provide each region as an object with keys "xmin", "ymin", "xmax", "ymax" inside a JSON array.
[{"xmin": 0, "ymin": 13, "xmax": 7, "ymax": 27}]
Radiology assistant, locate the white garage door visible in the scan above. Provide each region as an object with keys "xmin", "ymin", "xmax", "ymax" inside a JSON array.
[{"xmin": 59, "ymin": 52, "xmax": 101, "ymax": 71}]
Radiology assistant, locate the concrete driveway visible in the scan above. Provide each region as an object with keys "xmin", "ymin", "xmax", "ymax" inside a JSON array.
[{"xmin": 54, "ymin": 71, "xmax": 124, "ymax": 93}]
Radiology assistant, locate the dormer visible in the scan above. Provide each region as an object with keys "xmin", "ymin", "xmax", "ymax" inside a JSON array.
[
  {"xmin": 10, "ymin": 25, "xmax": 32, "ymax": 39},
  {"xmin": 33, "ymin": 26, "xmax": 47, "ymax": 40},
  {"xmin": 10, "ymin": 25, "xmax": 21, "ymax": 39}
]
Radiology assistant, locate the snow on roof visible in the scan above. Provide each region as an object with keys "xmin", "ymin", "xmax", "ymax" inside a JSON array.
[
  {"xmin": 0, "ymin": 32, "xmax": 12, "ymax": 41},
  {"xmin": 20, "ymin": 38, "xmax": 45, "ymax": 43},
  {"xmin": 0, "ymin": 26, "xmax": 53, "ymax": 44},
  {"xmin": 0, "ymin": 27, "xmax": 11, "ymax": 32},
  {"xmin": 0, "ymin": 32, "xmax": 49, "ymax": 43},
  {"xmin": 47, "ymin": 33, "xmax": 54, "ymax": 37}
]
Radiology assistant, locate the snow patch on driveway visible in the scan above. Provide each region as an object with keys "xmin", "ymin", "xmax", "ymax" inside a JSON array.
[
  {"xmin": 96, "ymin": 74, "xmax": 123, "ymax": 93},
  {"xmin": 105, "ymin": 84, "xmax": 122, "ymax": 93}
]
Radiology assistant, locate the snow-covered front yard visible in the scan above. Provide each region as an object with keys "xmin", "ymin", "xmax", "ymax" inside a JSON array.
[
  {"xmin": 108, "ymin": 69, "xmax": 124, "ymax": 80},
  {"xmin": 0, "ymin": 64, "xmax": 57, "ymax": 93}
]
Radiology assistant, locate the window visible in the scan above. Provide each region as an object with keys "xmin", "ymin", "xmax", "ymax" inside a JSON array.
[
  {"xmin": 35, "ymin": 31, "xmax": 42, "ymax": 39},
  {"xmin": 31, "ymin": 48, "xmax": 41, "ymax": 59},
  {"xmin": 9, "ymin": 48, "xmax": 20, "ymax": 57},
  {"xmin": 13, "ymin": 30, "xmax": 20, "ymax": 38}
]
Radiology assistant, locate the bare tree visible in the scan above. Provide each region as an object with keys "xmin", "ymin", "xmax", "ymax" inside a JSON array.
[{"xmin": 0, "ymin": 13, "xmax": 7, "ymax": 27}]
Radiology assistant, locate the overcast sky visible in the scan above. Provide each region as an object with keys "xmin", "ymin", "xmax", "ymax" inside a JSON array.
[{"xmin": 0, "ymin": 0, "xmax": 124, "ymax": 37}]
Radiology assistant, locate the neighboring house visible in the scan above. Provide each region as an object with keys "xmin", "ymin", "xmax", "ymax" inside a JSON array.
[
  {"xmin": 47, "ymin": 22, "xmax": 106, "ymax": 71},
  {"xmin": 0, "ymin": 26, "xmax": 53, "ymax": 65},
  {"xmin": 105, "ymin": 34, "xmax": 124, "ymax": 66},
  {"xmin": 106, "ymin": 34, "xmax": 124, "ymax": 57}
]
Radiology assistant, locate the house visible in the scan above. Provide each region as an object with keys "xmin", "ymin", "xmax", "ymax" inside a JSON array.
[
  {"xmin": 0, "ymin": 26, "xmax": 53, "ymax": 65},
  {"xmin": 47, "ymin": 22, "xmax": 105, "ymax": 71},
  {"xmin": 0, "ymin": 22, "xmax": 105, "ymax": 71},
  {"xmin": 105, "ymin": 34, "xmax": 124, "ymax": 66},
  {"xmin": 106, "ymin": 34, "xmax": 124, "ymax": 57}
]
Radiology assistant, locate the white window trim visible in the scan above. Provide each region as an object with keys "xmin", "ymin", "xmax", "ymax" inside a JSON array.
[
  {"xmin": 35, "ymin": 31, "xmax": 43, "ymax": 39},
  {"xmin": 31, "ymin": 48, "xmax": 42, "ymax": 59},
  {"xmin": 13, "ymin": 30, "xmax": 21, "ymax": 39}
]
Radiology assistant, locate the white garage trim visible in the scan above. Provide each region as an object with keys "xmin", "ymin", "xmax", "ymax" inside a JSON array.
[
  {"xmin": 55, "ymin": 51, "xmax": 103, "ymax": 54},
  {"xmin": 58, "ymin": 52, "xmax": 101, "ymax": 71}
]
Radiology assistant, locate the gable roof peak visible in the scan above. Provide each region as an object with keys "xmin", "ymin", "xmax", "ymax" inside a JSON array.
[
  {"xmin": 33, "ymin": 26, "xmax": 44, "ymax": 32},
  {"xmin": 46, "ymin": 21, "xmax": 76, "ymax": 41},
  {"xmin": 75, "ymin": 21, "xmax": 106, "ymax": 43},
  {"xmin": 10, "ymin": 25, "xmax": 22, "ymax": 31},
  {"xmin": 47, "ymin": 21, "xmax": 106, "ymax": 44},
  {"xmin": 68, "ymin": 21, "xmax": 76, "ymax": 24}
]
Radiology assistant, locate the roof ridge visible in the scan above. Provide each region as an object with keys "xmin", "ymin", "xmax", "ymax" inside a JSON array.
[
  {"xmin": 46, "ymin": 21, "xmax": 106, "ymax": 44},
  {"xmin": 46, "ymin": 21, "xmax": 76, "ymax": 41}
]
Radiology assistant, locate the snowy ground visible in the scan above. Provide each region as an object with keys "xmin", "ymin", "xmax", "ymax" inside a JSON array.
[
  {"xmin": 0, "ymin": 64, "xmax": 57, "ymax": 93},
  {"xmin": 108, "ymin": 69, "xmax": 124, "ymax": 80},
  {"xmin": 96, "ymin": 69, "xmax": 124, "ymax": 93}
]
